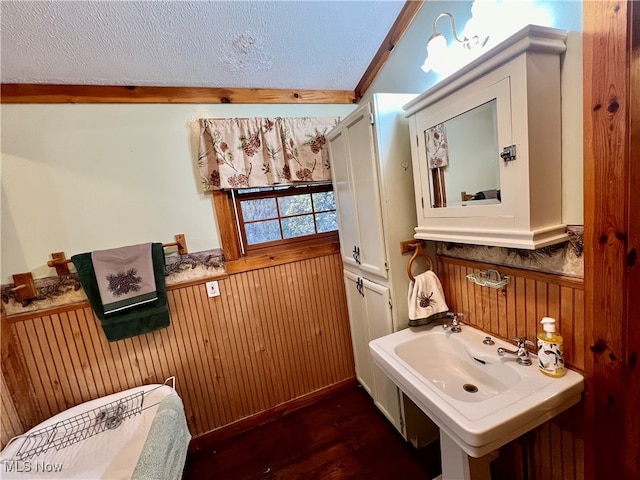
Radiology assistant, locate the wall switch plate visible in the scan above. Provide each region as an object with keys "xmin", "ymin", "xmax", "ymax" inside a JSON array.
[{"xmin": 206, "ymin": 280, "xmax": 220, "ymax": 298}]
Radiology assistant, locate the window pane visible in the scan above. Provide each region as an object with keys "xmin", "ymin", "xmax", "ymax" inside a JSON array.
[
  {"xmin": 316, "ymin": 211, "xmax": 338, "ymax": 233},
  {"xmin": 312, "ymin": 191, "xmax": 335, "ymax": 212},
  {"xmin": 245, "ymin": 219, "xmax": 282, "ymax": 244},
  {"xmin": 278, "ymin": 194, "xmax": 312, "ymax": 217},
  {"xmin": 241, "ymin": 198, "xmax": 277, "ymax": 222},
  {"xmin": 282, "ymin": 215, "xmax": 315, "ymax": 239},
  {"xmin": 234, "ymin": 184, "xmax": 337, "ymax": 252}
]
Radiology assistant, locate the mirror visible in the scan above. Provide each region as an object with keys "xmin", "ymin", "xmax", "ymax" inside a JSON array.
[{"xmin": 424, "ymin": 99, "xmax": 500, "ymax": 208}]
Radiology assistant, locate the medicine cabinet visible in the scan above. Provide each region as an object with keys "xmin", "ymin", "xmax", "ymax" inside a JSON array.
[{"xmin": 404, "ymin": 25, "xmax": 569, "ymax": 249}]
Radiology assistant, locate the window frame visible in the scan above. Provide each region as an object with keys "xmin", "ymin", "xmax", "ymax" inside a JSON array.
[
  {"xmin": 212, "ymin": 184, "xmax": 340, "ymax": 274},
  {"xmin": 234, "ymin": 184, "xmax": 338, "ymax": 255}
]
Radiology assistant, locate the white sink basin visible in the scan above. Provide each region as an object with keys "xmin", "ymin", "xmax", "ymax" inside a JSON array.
[
  {"xmin": 370, "ymin": 323, "xmax": 584, "ymax": 458},
  {"xmin": 394, "ymin": 334, "xmax": 520, "ymax": 403}
]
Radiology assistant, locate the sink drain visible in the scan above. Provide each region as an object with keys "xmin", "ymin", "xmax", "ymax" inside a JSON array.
[{"xmin": 463, "ymin": 384, "xmax": 479, "ymax": 393}]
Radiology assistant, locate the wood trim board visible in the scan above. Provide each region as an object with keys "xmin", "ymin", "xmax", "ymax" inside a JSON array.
[
  {"xmin": 0, "ymin": 84, "xmax": 356, "ymax": 104},
  {"xmin": 583, "ymin": 1, "xmax": 637, "ymax": 479},
  {"xmin": 354, "ymin": 1, "xmax": 424, "ymax": 101}
]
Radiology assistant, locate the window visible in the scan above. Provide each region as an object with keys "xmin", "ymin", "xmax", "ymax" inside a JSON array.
[{"xmin": 232, "ymin": 184, "xmax": 338, "ymax": 255}]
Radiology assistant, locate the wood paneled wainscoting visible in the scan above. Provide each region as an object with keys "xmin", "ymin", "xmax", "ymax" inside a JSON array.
[
  {"xmin": 438, "ymin": 255, "xmax": 585, "ymax": 480},
  {"xmin": 1, "ymin": 371, "xmax": 25, "ymax": 448},
  {"xmin": 0, "ymin": 253, "xmax": 355, "ymax": 448}
]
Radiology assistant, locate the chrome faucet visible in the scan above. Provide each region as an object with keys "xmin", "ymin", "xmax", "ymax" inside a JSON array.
[
  {"xmin": 442, "ymin": 312, "xmax": 463, "ymax": 333},
  {"xmin": 497, "ymin": 337, "xmax": 535, "ymax": 365}
]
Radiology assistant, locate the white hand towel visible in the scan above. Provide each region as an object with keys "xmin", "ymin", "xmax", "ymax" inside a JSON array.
[{"xmin": 407, "ymin": 270, "xmax": 449, "ymax": 327}]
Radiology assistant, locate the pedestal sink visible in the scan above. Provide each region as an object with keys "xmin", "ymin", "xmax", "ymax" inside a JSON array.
[{"xmin": 369, "ymin": 323, "xmax": 584, "ymax": 480}]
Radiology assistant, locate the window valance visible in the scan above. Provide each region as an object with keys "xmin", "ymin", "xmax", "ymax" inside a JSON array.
[{"xmin": 198, "ymin": 116, "xmax": 339, "ymax": 191}]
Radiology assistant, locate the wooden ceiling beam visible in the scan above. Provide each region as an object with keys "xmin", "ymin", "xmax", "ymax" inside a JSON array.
[
  {"xmin": 354, "ymin": 0, "xmax": 425, "ymax": 101},
  {"xmin": 0, "ymin": 84, "xmax": 356, "ymax": 104}
]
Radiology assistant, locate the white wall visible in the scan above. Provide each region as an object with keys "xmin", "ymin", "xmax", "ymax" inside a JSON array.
[
  {"xmin": 0, "ymin": 103, "xmax": 355, "ymax": 282},
  {"xmin": 363, "ymin": 0, "xmax": 584, "ymax": 225}
]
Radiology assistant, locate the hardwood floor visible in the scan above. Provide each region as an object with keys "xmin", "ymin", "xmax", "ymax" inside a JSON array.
[{"xmin": 182, "ymin": 383, "xmax": 442, "ymax": 479}]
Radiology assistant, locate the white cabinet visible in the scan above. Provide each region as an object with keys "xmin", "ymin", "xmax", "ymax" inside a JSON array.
[
  {"xmin": 404, "ymin": 25, "xmax": 569, "ymax": 250},
  {"xmin": 328, "ymin": 93, "xmax": 421, "ymax": 435},
  {"xmin": 343, "ymin": 272, "xmax": 400, "ymax": 425},
  {"xmin": 329, "ymin": 106, "xmax": 388, "ymax": 278}
]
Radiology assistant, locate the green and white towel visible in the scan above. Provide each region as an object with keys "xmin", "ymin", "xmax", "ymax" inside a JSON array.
[
  {"xmin": 72, "ymin": 243, "xmax": 170, "ymax": 342},
  {"xmin": 408, "ymin": 270, "xmax": 449, "ymax": 327}
]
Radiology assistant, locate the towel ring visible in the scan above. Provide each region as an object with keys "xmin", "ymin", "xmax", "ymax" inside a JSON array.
[{"xmin": 407, "ymin": 243, "xmax": 434, "ymax": 282}]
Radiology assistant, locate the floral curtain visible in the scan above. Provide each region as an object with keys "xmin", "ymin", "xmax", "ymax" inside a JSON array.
[
  {"xmin": 425, "ymin": 123, "xmax": 449, "ymax": 169},
  {"xmin": 198, "ymin": 116, "xmax": 339, "ymax": 191}
]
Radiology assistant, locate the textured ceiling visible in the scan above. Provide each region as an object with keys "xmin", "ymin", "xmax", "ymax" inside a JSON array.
[{"xmin": 0, "ymin": 0, "xmax": 407, "ymax": 91}]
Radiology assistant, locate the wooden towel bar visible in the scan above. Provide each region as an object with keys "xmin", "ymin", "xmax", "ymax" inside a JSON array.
[{"xmin": 46, "ymin": 234, "xmax": 188, "ymax": 276}]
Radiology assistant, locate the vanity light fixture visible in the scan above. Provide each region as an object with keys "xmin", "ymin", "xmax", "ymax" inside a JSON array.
[{"xmin": 421, "ymin": 12, "xmax": 489, "ymax": 74}]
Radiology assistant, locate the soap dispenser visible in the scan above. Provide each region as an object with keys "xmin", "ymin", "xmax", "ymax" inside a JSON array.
[{"xmin": 537, "ymin": 317, "xmax": 565, "ymax": 377}]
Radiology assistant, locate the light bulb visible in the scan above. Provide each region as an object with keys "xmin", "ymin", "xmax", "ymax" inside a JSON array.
[{"xmin": 421, "ymin": 34, "xmax": 448, "ymax": 73}]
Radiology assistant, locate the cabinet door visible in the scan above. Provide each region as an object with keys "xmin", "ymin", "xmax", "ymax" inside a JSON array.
[
  {"xmin": 360, "ymin": 277, "xmax": 402, "ymax": 432},
  {"xmin": 343, "ymin": 270, "xmax": 402, "ymax": 433},
  {"xmin": 343, "ymin": 270, "xmax": 374, "ymax": 394},
  {"xmin": 345, "ymin": 105, "xmax": 388, "ymax": 279},
  {"xmin": 413, "ymin": 76, "xmax": 513, "ymax": 224},
  {"xmin": 329, "ymin": 127, "xmax": 360, "ymax": 269}
]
